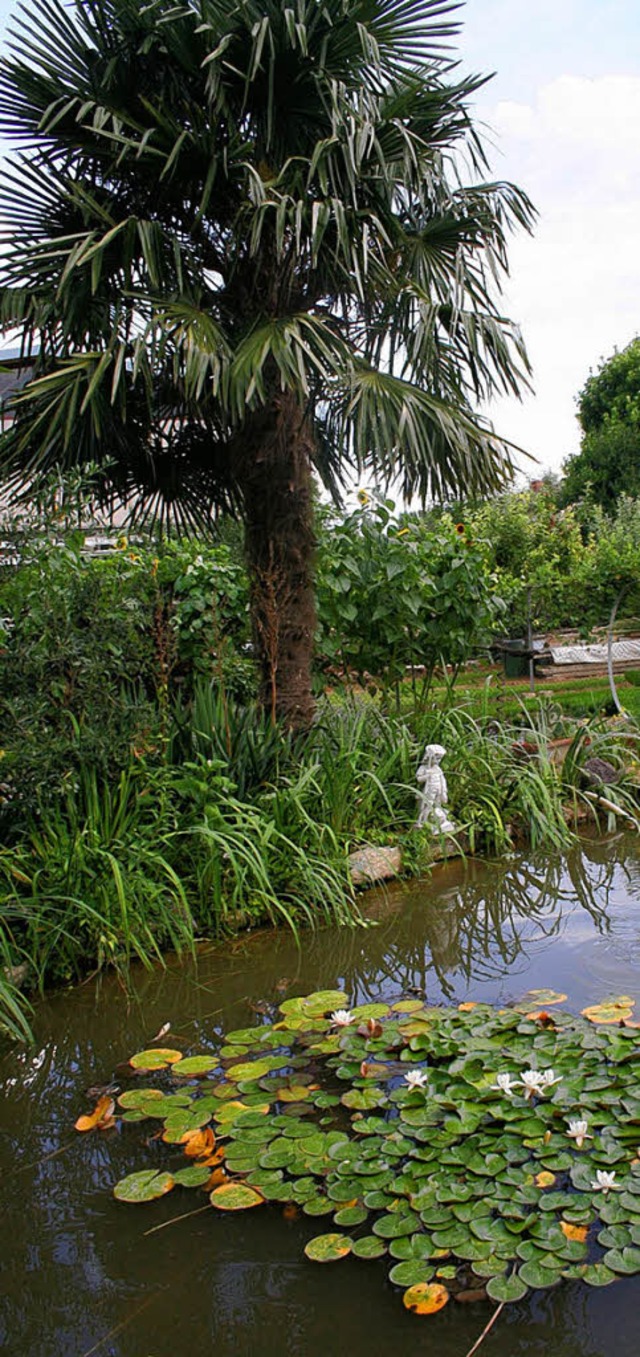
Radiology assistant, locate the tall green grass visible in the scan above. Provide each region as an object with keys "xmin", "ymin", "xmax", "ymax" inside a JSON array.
[{"xmin": 1, "ymin": 681, "xmax": 637, "ymax": 1042}]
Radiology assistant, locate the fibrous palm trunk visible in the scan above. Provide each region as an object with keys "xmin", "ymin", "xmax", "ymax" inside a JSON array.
[{"xmin": 238, "ymin": 389, "xmax": 317, "ymax": 730}]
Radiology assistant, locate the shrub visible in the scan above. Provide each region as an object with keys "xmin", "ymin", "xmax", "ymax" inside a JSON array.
[{"xmin": 315, "ymin": 497, "xmax": 504, "ymax": 693}]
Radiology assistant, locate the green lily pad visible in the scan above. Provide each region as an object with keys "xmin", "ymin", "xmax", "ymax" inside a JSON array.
[
  {"xmin": 303, "ymin": 1196, "xmax": 339, "ymax": 1217},
  {"xmin": 117, "ymin": 1088, "xmax": 164, "ymax": 1109},
  {"xmin": 518, "ymin": 1260, "xmax": 562, "ymax": 1289},
  {"xmin": 598, "ymin": 1225, "xmax": 632, "ymax": 1249},
  {"xmin": 113, "ymin": 1170, "xmax": 175, "ymax": 1202},
  {"xmin": 341, "ymin": 1088, "xmax": 383, "ymax": 1110},
  {"xmin": 129, "ymin": 1048, "xmax": 183, "ymax": 1070},
  {"xmin": 280, "ymin": 990, "xmax": 348, "ymax": 1017},
  {"xmin": 170, "ymin": 1056, "xmax": 219, "ymax": 1077},
  {"xmin": 430, "ymin": 1225, "xmax": 470, "ymax": 1249},
  {"xmin": 351, "ymin": 1003, "xmax": 390, "ymax": 1020},
  {"xmin": 210, "ymin": 1183, "xmax": 265, "ymax": 1211},
  {"xmin": 582, "ymin": 1262, "xmax": 619, "ymax": 1286},
  {"xmin": 226, "ymin": 1057, "xmax": 288, "ymax": 1081},
  {"xmin": 453, "ymin": 1239, "xmax": 493, "ymax": 1262},
  {"xmin": 602, "ymin": 1246, "xmax": 640, "ymax": 1275},
  {"xmin": 486, "ymin": 1272, "xmax": 529, "ymax": 1302},
  {"xmin": 373, "ymin": 1212, "xmax": 420, "ymax": 1239},
  {"xmin": 304, "ymin": 1233, "xmax": 353, "ymax": 1262},
  {"xmin": 389, "ymin": 1261, "xmax": 435, "ymax": 1287},
  {"xmin": 352, "ymin": 1235, "xmax": 387, "ymax": 1259},
  {"xmin": 389, "ymin": 1234, "xmax": 437, "ymax": 1261},
  {"xmin": 172, "ymin": 1165, "xmax": 214, "ymax": 1188},
  {"xmin": 472, "ymin": 1256, "xmax": 508, "ymax": 1278},
  {"xmin": 333, "ymin": 1205, "xmax": 368, "ymax": 1227}
]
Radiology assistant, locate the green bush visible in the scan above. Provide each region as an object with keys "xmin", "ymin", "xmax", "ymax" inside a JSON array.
[
  {"xmin": 315, "ymin": 497, "xmax": 504, "ymax": 692},
  {"xmin": 0, "ymin": 532, "xmax": 255, "ymax": 826}
]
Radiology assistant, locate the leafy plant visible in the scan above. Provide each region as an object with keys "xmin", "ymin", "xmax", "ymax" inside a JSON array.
[{"xmin": 316, "ymin": 498, "xmax": 504, "ymax": 698}]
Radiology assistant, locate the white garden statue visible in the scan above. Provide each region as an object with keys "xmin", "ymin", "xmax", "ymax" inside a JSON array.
[{"xmin": 415, "ymin": 744, "xmax": 456, "ymax": 834}]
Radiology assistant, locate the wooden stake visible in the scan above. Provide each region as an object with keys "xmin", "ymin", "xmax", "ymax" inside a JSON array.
[
  {"xmin": 143, "ymin": 1203, "xmax": 212, "ymax": 1236},
  {"xmin": 463, "ymin": 1302, "xmax": 505, "ymax": 1357}
]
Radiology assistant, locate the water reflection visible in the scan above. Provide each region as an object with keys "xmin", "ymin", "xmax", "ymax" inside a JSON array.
[{"xmin": 2, "ymin": 832, "xmax": 640, "ymax": 1357}]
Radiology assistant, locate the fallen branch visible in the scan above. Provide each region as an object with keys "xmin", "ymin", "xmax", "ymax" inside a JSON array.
[{"xmin": 463, "ymin": 1301, "xmax": 505, "ymax": 1357}]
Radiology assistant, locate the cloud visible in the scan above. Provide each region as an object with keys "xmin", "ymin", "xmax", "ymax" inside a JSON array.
[{"xmin": 476, "ymin": 75, "xmax": 640, "ymax": 473}]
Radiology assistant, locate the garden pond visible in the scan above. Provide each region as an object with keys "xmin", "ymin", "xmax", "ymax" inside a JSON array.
[{"xmin": 3, "ymin": 831, "xmax": 640, "ymax": 1357}]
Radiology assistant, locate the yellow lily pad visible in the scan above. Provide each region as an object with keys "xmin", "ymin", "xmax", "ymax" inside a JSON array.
[
  {"xmin": 581, "ymin": 997, "xmax": 635, "ymax": 1024},
  {"xmin": 402, "ymin": 1282, "xmax": 450, "ymax": 1315}
]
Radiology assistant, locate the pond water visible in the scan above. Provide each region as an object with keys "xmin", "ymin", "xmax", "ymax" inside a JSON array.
[{"xmin": 2, "ymin": 832, "xmax": 640, "ymax": 1357}]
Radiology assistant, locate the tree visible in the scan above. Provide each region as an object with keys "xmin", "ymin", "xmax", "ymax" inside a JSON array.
[
  {"xmin": 561, "ymin": 338, "xmax": 640, "ymax": 511},
  {"xmin": 0, "ymin": 0, "xmax": 535, "ymax": 727}
]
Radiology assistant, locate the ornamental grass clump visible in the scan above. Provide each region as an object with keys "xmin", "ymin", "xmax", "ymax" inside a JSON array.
[{"xmin": 86, "ymin": 988, "xmax": 640, "ymax": 1316}]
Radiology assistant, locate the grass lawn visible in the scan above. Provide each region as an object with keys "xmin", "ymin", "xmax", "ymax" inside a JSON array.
[{"xmin": 425, "ymin": 664, "xmax": 640, "ymax": 725}]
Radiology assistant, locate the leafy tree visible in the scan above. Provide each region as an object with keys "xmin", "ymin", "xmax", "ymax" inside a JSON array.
[
  {"xmin": 316, "ymin": 496, "xmax": 502, "ymax": 692},
  {"xmin": 561, "ymin": 338, "xmax": 640, "ymax": 511},
  {"xmin": 0, "ymin": 0, "xmax": 535, "ymax": 726}
]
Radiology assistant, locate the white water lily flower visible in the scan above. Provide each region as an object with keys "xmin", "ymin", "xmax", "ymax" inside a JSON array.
[
  {"xmin": 330, "ymin": 1009, "xmax": 354, "ymax": 1027},
  {"xmin": 517, "ymin": 1069, "xmax": 546, "ymax": 1098},
  {"xmin": 404, "ymin": 1069, "xmax": 429, "ymax": 1089},
  {"xmin": 538, "ymin": 1068, "xmax": 562, "ymax": 1088},
  {"xmin": 567, "ymin": 1118, "xmax": 592, "ymax": 1150},
  {"xmin": 491, "ymin": 1072, "xmax": 519, "ymax": 1096},
  {"xmin": 591, "ymin": 1170, "xmax": 619, "ymax": 1193}
]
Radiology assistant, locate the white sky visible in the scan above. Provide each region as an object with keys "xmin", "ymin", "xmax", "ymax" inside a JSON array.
[
  {"xmin": 460, "ymin": 0, "xmax": 640, "ymax": 477},
  {"xmin": 0, "ymin": 0, "xmax": 638, "ymax": 481}
]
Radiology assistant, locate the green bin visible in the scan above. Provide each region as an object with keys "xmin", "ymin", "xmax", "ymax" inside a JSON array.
[{"xmin": 502, "ymin": 642, "xmax": 529, "ymax": 678}]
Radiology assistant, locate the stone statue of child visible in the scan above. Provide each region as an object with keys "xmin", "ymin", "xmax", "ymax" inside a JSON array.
[{"xmin": 415, "ymin": 743, "xmax": 456, "ymax": 833}]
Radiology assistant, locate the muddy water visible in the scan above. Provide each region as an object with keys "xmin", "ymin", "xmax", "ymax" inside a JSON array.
[{"xmin": 2, "ymin": 833, "xmax": 640, "ymax": 1357}]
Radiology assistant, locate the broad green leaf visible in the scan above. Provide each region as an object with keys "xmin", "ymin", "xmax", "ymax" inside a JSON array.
[
  {"xmin": 114, "ymin": 1170, "xmax": 175, "ymax": 1203},
  {"xmin": 486, "ymin": 1272, "xmax": 528, "ymax": 1302}
]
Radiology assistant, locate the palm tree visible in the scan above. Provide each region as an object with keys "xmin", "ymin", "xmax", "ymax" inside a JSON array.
[{"xmin": 0, "ymin": 0, "xmax": 535, "ymax": 726}]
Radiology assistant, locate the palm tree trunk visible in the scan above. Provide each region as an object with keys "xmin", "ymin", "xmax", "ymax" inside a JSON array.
[{"xmin": 238, "ymin": 389, "xmax": 316, "ymax": 730}]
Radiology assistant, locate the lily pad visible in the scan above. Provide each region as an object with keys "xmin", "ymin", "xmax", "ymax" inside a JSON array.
[
  {"xmin": 129, "ymin": 1048, "xmax": 183, "ymax": 1070},
  {"xmin": 303, "ymin": 1197, "xmax": 336, "ymax": 1217},
  {"xmin": 117, "ymin": 1088, "xmax": 164, "ymax": 1110},
  {"xmin": 172, "ymin": 1165, "xmax": 214, "ymax": 1188},
  {"xmin": 518, "ymin": 1260, "xmax": 562, "ymax": 1289},
  {"xmin": 352, "ymin": 1235, "xmax": 387, "ymax": 1259},
  {"xmin": 486, "ymin": 1272, "xmax": 529, "ymax": 1302},
  {"xmin": 402, "ymin": 1282, "xmax": 450, "ymax": 1315},
  {"xmin": 581, "ymin": 998, "xmax": 635, "ymax": 1024},
  {"xmin": 304, "ymin": 1233, "xmax": 353, "ymax": 1262},
  {"xmin": 582, "ymin": 1262, "xmax": 618, "ymax": 1286},
  {"xmin": 389, "ymin": 1261, "xmax": 435, "ymax": 1287},
  {"xmin": 210, "ymin": 1184, "xmax": 265, "ymax": 1210},
  {"xmin": 602, "ymin": 1246, "xmax": 640, "ymax": 1274},
  {"xmin": 114, "ymin": 1170, "xmax": 175, "ymax": 1202},
  {"xmin": 170, "ymin": 1056, "xmax": 219, "ymax": 1077},
  {"xmin": 333, "ymin": 1205, "xmax": 368, "ymax": 1227}
]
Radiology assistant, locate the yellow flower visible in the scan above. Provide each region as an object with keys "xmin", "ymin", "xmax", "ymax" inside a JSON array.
[{"xmin": 357, "ymin": 489, "xmax": 370, "ymax": 506}]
